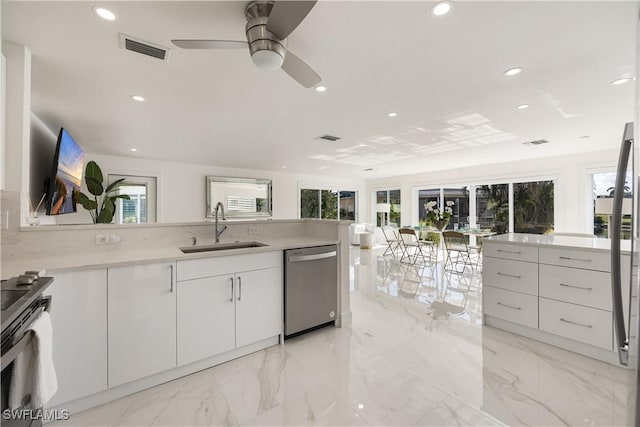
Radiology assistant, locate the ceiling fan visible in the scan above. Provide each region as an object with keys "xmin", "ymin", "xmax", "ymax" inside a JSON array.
[{"xmin": 172, "ymin": 0, "xmax": 321, "ymax": 88}]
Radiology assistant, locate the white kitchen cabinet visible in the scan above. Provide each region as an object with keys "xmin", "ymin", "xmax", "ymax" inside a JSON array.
[
  {"xmin": 176, "ymin": 252, "xmax": 282, "ymax": 366},
  {"xmin": 108, "ymin": 262, "xmax": 177, "ymax": 388},
  {"xmin": 235, "ymin": 267, "xmax": 282, "ymax": 348},
  {"xmin": 177, "ymin": 274, "xmax": 236, "ymax": 366},
  {"xmin": 45, "ymin": 269, "xmax": 108, "ymax": 407}
]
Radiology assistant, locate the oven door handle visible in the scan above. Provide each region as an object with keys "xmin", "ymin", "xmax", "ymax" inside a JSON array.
[
  {"xmin": 1, "ymin": 330, "xmax": 34, "ymax": 371},
  {"xmin": 41, "ymin": 295, "xmax": 52, "ymax": 312}
]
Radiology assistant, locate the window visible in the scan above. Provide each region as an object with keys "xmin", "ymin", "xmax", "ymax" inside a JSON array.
[
  {"xmin": 416, "ymin": 179, "xmax": 554, "ymax": 235},
  {"xmin": 513, "ymin": 180, "xmax": 554, "ymax": 234},
  {"xmin": 592, "ymin": 171, "xmax": 632, "ymax": 238},
  {"xmin": 375, "ymin": 189, "xmax": 401, "ymax": 226},
  {"xmin": 476, "ymin": 184, "xmax": 509, "ymax": 233},
  {"xmin": 444, "ymin": 187, "xmax": 469, "ymax": 230},
  {"xmin": 300, "ymin": 187, "xmax": 358, "ymax": 220},
  {"xmin": 108, "ymin": 174, "xmax": 157, "ymax": 224}
]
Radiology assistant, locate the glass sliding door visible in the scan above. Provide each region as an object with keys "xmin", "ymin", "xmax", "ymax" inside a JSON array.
[
  {"xmin": 443, "ymin": 187, "xmax": 469, "ymax": 230},
  {"xmin": 339, "ymin": 191, "xmax": 356, "ymax": 221},
  {"xmin": 476, "ymin": 184, "xmax": 509, "ymax": 233},
  {"xmin": 389, "ymin": 189, "xmax": 401, "ymax": 226},
  {"xmin": 513, "ymin": 180, "xmax": 554, "ymax": 234},
  {"xmin": 375, "ymin": 189, "xmax": 401, "ymax": 226},
  {"xmin": 417, "ymin": 189, "xmax": 440, "ymax": 226}
]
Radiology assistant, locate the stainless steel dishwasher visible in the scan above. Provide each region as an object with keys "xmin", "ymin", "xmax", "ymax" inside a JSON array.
[{"xmin": 284, "ymin": 245, "xmax": 338, "ymax": 337}]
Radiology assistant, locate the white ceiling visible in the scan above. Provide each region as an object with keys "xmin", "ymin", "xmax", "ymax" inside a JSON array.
[{"xmin": 2, "ymin": 1, "xmax": 637, "ymax": 179}]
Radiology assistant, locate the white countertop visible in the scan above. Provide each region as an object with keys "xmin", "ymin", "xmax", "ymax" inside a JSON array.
[
  {"xmin": 2, "ymin": 236, "xmax": 339, "ymax": 279},
  {"xmin": 484, "ymin": 233, "xmax": 632, "ymax": 253}
]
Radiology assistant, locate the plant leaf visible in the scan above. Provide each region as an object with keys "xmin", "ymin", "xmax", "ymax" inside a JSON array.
[
  {"xmin": 96, "ymin": 208, "xmax": 113, "ymax": 223},
  {"xmin": 113, "ymin": 194, "xmax": 131, "ymax": 200},
  {"xmin": 84, "ymin": 161, "xmax": 103, "ymax": 184},
  {"xmin": 105, "ymin": 178, "xmax": 126, "ymax": 194},
  {"xmin": 86, "ymin": 177, "xmax": 104, "ymax": 196},
  {"xmin": 103, "ymin": 196, "xmax": 115, "ymax": 213},
  {"xmin": 77, "ymin": 192, "xmax": 97, "ymax": 210}
]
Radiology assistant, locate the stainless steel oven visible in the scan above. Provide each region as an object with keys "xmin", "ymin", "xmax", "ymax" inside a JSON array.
[{"xmin": 1, "ymin": 276, "xmax": 53, "ymax": 427}]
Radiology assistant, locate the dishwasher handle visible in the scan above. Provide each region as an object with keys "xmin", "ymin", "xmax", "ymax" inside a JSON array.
[{"xmin": 288, "ymin": 251, "xmax": 337, "ymax": 263}]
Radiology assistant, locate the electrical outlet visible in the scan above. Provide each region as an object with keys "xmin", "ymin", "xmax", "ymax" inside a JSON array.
[
  {"xmin": 248, "ymin": 226, "xmax": 259, "ymax": 235},
  {"xmin": 0, "ymin": 210, "xmax": 8, "ymax": 230},
  {"xmin": 95, "ymin": 234, "xmax": 108, "ymax": 245},
  {"xmin": 108, "ymin": 234, "xmax": 121, "ymax": 244}
]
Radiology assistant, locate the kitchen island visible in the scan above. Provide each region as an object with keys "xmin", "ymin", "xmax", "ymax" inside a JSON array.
[{"xmin": 482, "ymin": 233, "xmax": 635, "ymax": 367}]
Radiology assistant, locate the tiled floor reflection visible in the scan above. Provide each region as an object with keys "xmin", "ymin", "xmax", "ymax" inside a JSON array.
[{"xmin": 52, "ymin": 246, "xmax": 635, "ymax": 426}]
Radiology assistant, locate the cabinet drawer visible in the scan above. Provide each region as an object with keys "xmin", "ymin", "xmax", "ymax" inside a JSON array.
[
  {"xmin": 483, "ymin": 243, "xmax": 538, "ymax": 263},
  {"xmin": 539, "ymin": 298, "xmax": 612, "ymax": 350},
  {"xmin": 539, "ymin": 247, "xmax": 609, "ymax": 272},
  {"xmin": 484, "ymin": 287, "xmax": 538, "ymax": 328},
  {"xmin": 177, "ymin": 251, "xmax": 282, "ymax": 281},
  {"xmin": 539, "ymin": 265, "xmax": 611, "ymax": 310},
  {"xmin": 483, "ymin": 258, "xmax": 538, "ymax": 295}
]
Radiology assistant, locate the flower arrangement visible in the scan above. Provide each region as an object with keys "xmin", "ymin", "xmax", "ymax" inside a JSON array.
[{"xmin": 424, "ymin": 200, "xmax": 454, "ymax": 230}]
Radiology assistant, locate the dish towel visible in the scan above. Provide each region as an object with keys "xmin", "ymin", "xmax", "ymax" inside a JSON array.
[{"xmin": 9, "ymin": 310, "xmax": 58, "ymax": 409}]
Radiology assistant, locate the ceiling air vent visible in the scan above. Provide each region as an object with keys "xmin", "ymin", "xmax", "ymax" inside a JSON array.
[
  {"xmin": 119, "ymin": 34, "xmax": 170, "ymax": 62},
  {"xmin": 316, "ymin": 134, "xmax": 341, "ymax": 142},
  {"xmin": 523, "ymin": 139, "xmax": 549, "ymax": 146}
]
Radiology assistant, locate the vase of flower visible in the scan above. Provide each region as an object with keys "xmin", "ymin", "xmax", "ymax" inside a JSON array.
[
  {"xmin": 434, "ymin": 219, "xmax": 449, "ymax": 231},
  {"xmin": 424, "ymin": 200, "xmax": 454, "ymax": 231}
]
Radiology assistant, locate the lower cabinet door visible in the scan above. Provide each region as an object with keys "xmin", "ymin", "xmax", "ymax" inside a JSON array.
[
  {"xmin": 235, "ymin": 267, "xmax": 283, "ymax": 348},
  {"xmin": 483, "ymin": 286, "xmax": 538, "ymax": 329},
  {"xmin": 108, "ymin": 263, "xmax": 177, "ymax": 387},
  {"xmin": 539, "ymin": 297, "xmax": 612, "ymax": 350},
  {"xmin": 45, "ymin": 269, "xmax": 108, "ymax": 406},
  {"xmin": 177, "ymin": 275, "xmax": 236, "ymax": 366}
]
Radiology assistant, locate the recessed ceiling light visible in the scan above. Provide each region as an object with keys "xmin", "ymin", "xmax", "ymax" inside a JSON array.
[
  {"xmin": 387, "ymin": 112, "xmax": 398, "ymax": 117},
  {"xmin": 516, "ymin": 104, "xmax": 529, "ymax": 110},
  {"xmin": 315, "ymin": 86, "xmax": 327, "ymax": 92},
  {"xmin": 432, "ymin": 1, "xmax": 452, "ymax": 16},
  {"xmin": 359, "ymin": 144, "xmax": 367, "ymax": 147},
  {"xmin": 281, "ymin": 165, "xmax": 287, "ymax": 169},
  {"xmin": 93, "ymin": 6, "xmax": 116, "ymax": 21},
  {"xmin": 504, "ymin": 67, "xmax": 523, "ymax": 77},
  {"xmin": 611, "ymin": 77, "xmax": 634, "ymax": 86},
  {"xmin": 131, "ymin": 95, "xmax": 145, "ymax": 102},
  {"xmin": 130, "ymin": 148, "xmax": 137, "ymax": 152}
]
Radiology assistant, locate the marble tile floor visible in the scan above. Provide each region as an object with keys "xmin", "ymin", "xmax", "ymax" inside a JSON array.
[{"xmin": 51, "ymin": 246, "xmax": 635, "ymax": 426}]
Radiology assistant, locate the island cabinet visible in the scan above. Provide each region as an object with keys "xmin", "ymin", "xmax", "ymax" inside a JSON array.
[
  {"xmin": 176, "ymin": 251, "xmax": 282, "ymax": 366},
  {"xmin": 107, "ymin": 262, "xmax": 177, "ymax": 388},
  {"xmin": 483, "ymin": 239, "xmax": 631, "ymax": 364}
]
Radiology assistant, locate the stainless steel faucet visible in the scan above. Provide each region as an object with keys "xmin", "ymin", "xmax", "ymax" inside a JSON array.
[{"xmin": 214, "ymin": 202, "xmax": 227, "ymax": 243}]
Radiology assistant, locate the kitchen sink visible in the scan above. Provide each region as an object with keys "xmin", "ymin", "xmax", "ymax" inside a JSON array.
[{"xmin": 180, "ymin": 241, "xmax": 268, "ymax": 254}]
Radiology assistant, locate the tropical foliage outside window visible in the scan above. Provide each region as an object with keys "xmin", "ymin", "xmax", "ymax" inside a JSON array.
[
  {"xmin": 513, "ymin": 180, "xmax": 554, "ymax": 234},
  {"xmin": 300, "ymin": 188, "xmax": 357, "ymax": 220}
]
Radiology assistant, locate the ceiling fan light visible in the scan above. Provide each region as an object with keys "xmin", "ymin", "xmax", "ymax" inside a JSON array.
[{"xmin": 251, "ymin": 50, "xmax": 284, "ymax": 71}]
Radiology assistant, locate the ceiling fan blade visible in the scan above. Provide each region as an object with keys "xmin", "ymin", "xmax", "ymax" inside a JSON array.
[
  {"xmin": 266, "ymin": 1, "xmax": 317, "ymax": 39},
  {"xmin": 281, "ymin": 51, "xmax": 321, "ymax": 88},
  {"xmin": 171, "ymin": 40, "xmax": 248, "ymax": 49}
]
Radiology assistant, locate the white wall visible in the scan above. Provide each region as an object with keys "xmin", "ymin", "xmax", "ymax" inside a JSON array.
[
  {"xmin": 51, "ymin": 152, "xmax": 366, "ymax": 224},
  {"xmin": 365, "ymin": 149, "xmax": 622, "ymax": 234}
]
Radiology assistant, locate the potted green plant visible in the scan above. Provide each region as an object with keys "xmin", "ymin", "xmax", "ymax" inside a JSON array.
[{"xmin": 77, "ymin": 161, "xmax": 130, "ymax": 223}]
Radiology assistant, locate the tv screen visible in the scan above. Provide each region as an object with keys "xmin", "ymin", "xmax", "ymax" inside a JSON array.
[{"xmin": 46, "ymin": 128, "xmax": 85, "ymax": 215}]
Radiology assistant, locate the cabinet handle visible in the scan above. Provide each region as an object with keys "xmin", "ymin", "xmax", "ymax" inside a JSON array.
[
  {"xmin": 238, "ymin": 276, "xmax": 242, "ymax": 301},
  {"xmin": 230, "ymin": 277, "xmax": 234, "ymax": 302},
  {"xmin": 497, "ymin": 302, "xmax": 521, "ymax": 310},
  {"xmin": 560, "ymin": 318, "xmax": 593, "ymax": 328},
  {"xmin": 497, "ymin": 249, "xmax": 521, "ymax": 254},
  {"xmin": 559, "ymin": 256, "xmax": 592, "ymax": 263},
  {"xmin": 559, "ymin": 283, "xmax": 592, "ymax": 291},
  {"xmin": 497, "ymin": 272, "xmax": 521, "ymax": 279},
  {"xmin": 170, "ymin": 264, "xmax": 174, "ymax": 292}
]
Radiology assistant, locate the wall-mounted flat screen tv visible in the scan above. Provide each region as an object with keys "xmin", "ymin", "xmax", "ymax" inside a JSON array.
[{"xmin": 45, "ymin": 128, "xmax": 85, "ymax": 215}]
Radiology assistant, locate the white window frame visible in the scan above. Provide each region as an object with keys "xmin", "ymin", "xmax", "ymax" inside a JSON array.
[
  {"xmin": 107, "ymin": 172, "xmax": 160, "ymax": 224},
  {"xmin": 298, "ymin": 185, "xmax": 359, "ymax": 221}
]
